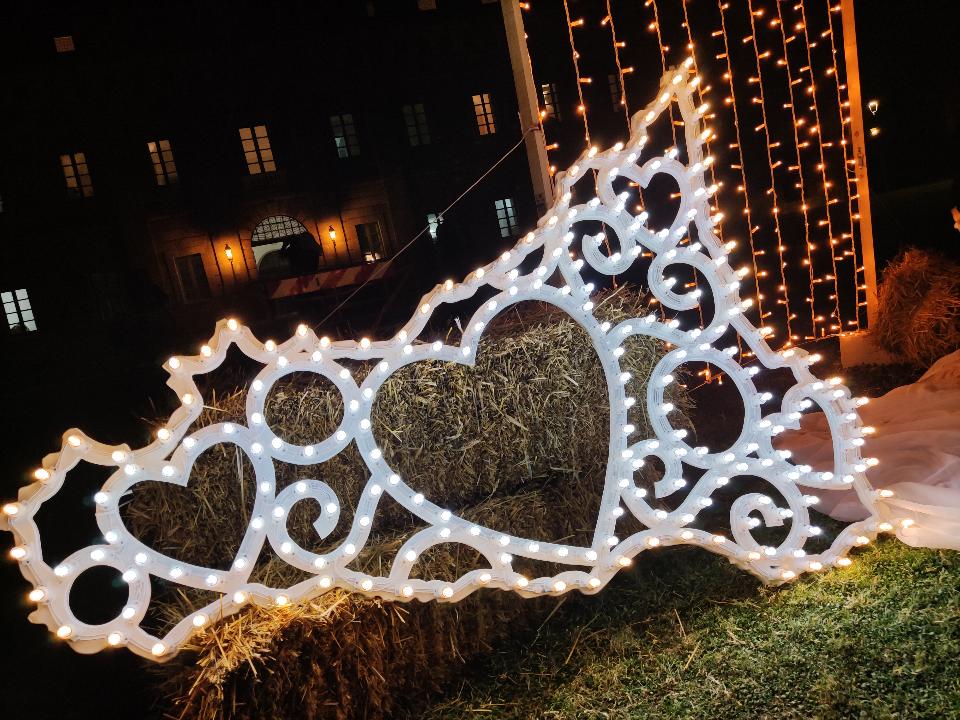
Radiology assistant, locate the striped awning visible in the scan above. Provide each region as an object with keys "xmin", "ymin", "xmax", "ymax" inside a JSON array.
[{"xmin": 266, "ymin": 260, "xmax": 393, "ymax": 299}]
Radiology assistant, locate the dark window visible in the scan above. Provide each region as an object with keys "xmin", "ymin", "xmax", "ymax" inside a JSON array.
[
  {"xmin": 60, "ymin": 152, "xmax": 93, "ymax": 198},
  {"xmin": 90, "ymin": 273, "xmax": 126, "ymax": 321},
  {"xmin": 175, "ymin": 254, "xmax": 211, "ymax": 303},
  {"xmin": 2, "ymin": 289, "xmax": 37, "ymax": 332},
  {"xmin": 147, "ymin": 139, "xmax": 178, "ymax": 185},
  {"xmin": 356, "ymin": 222, "xmax": 385, "ymax": 262},
  {"xmin": 330, "ymin": 114, "xmax": 360, "ymax": 158},
  {"xmin": 608, "ymin": 73, "xmax": 622, "ymax": 111},
  {"xmin": 541, "ymin": 82, "xmax": 560, "ymax": 121},
  {"xmin": 402, "ymin": 104, "xmax": 430, "ymax": 146}
]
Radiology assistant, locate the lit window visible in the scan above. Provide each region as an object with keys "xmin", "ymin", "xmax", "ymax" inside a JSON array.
[
  {"xmin": 174, "ymin": 254, "xmax": 212, "ymax": 303},
  {"xmin": 608, "ymin": 74, "xmax": 622, "ymax": 110},
  {"xmin": 330, "ymin": 114, "xmax": 360, "ymax": 158},
  {"xmin": 60, "ymin": 152, "xmax": 93, "ymax": 198},
  {"xmin": 239, "ymin": 126, "xmax": 276, "ymax": 175},
  {"xmin": 54, "ymin": 36, "xmax": 75, "ymax": 53},
  {"xmin": 356, "ymin": 222, "xmax": 385, "ymax": 262},
  {"xmin": 427, "ymin": 213, "xmax": 440, "ymax": 239},
  {"xmin": 417, "ymin": 0, "xmax": 437, "ymax": 9},
  {"xmin": 402, "ymin": 104, "xmax": 430, "ymax": 146},
  {"xmin": 2, "ymin": 289, "xmax": 37, "ymax": 333},
  {"xmin": 472, "ymin": 93, "xmax": 496, "ymax": 135},
  {"xmin": 494, "ymin": 198, "xmax": 519, "ymax": 238},
  {"xmin": 541, "ymin": 83, "xmax": 560, "ymax": 120},
  {"xmin": 147, "ymin": 139, "xmax": 178, "ymax": 185}
]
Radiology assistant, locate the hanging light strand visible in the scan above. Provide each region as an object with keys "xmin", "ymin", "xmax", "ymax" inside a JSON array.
[
  {"xmin": 715, "ymin": 1, "xmax": 766, "ymax": 329},
  {"xmin": 603, "ymin": 2, "xmax": 648, "ymax": 215},
  {"xmin": 746, "ymin": 1, "xmax": 794, "ymax": 344},
  {"xmin": 672, "ymin": 0, "xmax": 710, "ymax": 331},
  {"xmin": 561, "ymin": 0, "xmax": 591, "ymax": 145},
  {"xmin": 604, "ymin": 0, "xmax": 632, "ymax": 125},
  {"xmin": 797, "ymin": 1, "xmax": 842, "ymax": 334},
  {"xmin": 560, "ymin": 1, "xmax": 620, "ymax": 275},
  {"xmin": 679, "ymin": 0, "xmax": 724, "ymax": 242},
  {"xmin": 518, "ymin": 3, "xmax": 559, "ymax": 184},
  {"xmin": 646, "ymin": 0, "xmax": 684, "ymax": 325},
  {"xmin": 773, "ymin": 1, "xmax": 818, "ymax": 339},
  {"xmin": 647, "ymin": 0, "xmax": 681, "ymax": 148}
]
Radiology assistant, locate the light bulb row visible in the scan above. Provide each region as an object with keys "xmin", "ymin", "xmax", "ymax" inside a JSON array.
[{"xmin": 0, "ymin": 63, "xmax": 882, "ymax": 662}]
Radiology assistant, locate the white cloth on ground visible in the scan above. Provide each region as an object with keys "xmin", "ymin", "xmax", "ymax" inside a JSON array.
[{"xmin": 779, "ymin": 349, "xmax": 960, "ymax": 550}]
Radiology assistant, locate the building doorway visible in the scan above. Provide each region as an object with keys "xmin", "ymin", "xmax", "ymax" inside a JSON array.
[{"xmin": 250, "ymin": 215, "xmax": 320, "ymax": 277}]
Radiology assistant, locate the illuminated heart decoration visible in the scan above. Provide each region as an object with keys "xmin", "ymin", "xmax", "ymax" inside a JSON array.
[{"xmin": 1, "ymin": 61, "xmax": 886, "ymax": 661}]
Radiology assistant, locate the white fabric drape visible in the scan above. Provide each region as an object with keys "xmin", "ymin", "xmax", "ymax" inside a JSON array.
[{"xmin": 779, "ymin": 350, "xmax": 960, "ymax": 550}]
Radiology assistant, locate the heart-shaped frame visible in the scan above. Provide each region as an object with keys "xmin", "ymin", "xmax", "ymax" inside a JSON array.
[{"xmin": 1, "ymin": 61, "xmax": 888, "ymax": 661}]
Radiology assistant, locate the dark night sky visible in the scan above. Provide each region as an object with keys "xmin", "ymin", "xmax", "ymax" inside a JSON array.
[
  {"xmin": 856, "ymin": 0, "xmax": 959, "ymax": 265},
  {"xmin": 857, "ymin": 0, "xmax": 959, "ymax": 192}
]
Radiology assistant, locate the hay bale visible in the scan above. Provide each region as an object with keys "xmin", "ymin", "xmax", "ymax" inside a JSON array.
[
  {"xmin": 126, "ymin": 289, "xmax": 687, "ymax": 719},
  {"xmin": 875, "ymin": 248, "xmax": 960, "ymax": 366}
]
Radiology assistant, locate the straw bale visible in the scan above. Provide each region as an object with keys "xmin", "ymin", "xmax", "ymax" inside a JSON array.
[
  {"xmin": 874, "ymin": 247, "xmax": 960, "ymax": 367},
  {"xmin": 125, "ymin": 288, "xmax": 687, "ymax": 719}
]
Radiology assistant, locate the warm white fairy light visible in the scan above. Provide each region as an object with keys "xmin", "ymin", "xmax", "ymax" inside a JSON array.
[
  {"xmin": 711, "ymin": 1, "xmax": 768, "ymax": 338},
  {"xmin": 561, "ymin": 0, "xmax": 592, "ymax": 145},
  {"xmin": 0, "ymin": 65, "xmax": 885, "ymax": 662},
  {"xmin": 745, "ymin": 0, "xmax": 795, "ymax": 344},
  {"xmin": 767, "ymin": 1, "xmax": 820, "ymax": 338},
  {"xmin": 693, "ymin": 0, "xmax": 868, "ymax": 344}
]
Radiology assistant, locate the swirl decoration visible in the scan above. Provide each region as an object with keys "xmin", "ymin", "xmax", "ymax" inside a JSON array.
[{"xmin": 0, "ymin": 61, "xmax": 887, "ymax": 661}]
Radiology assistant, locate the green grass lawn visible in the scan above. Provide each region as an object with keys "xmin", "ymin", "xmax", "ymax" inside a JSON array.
[{"xmin": 424, "ymin": 540, "xmax": 960, "ymax": 719}]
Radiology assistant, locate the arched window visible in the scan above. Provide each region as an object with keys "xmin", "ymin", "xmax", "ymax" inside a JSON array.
[{"xmin": 250, "ymin": 215, "xmax": 318, "ymax": 277}]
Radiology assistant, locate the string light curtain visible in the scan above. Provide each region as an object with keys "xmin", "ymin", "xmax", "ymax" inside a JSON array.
[{"xmin": 519, "ymin": 0, "xmax": 867, "ymax": 349}]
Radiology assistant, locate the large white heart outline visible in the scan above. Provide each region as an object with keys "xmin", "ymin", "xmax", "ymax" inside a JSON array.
[{"xmin": 0, "ymin": 60, "xmax": 888, "ymax": 661}]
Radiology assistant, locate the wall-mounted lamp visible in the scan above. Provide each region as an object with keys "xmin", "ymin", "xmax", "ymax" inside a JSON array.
[
  {"xmin": 328, "ymin": 225, "xmax": 337, "ymax": 241},
  {"xmin": 224, "ymin": 244, "xmax": 234, "ymax": 261}
]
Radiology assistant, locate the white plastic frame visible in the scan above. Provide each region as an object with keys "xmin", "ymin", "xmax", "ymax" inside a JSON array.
[{"xmin": 1, "ymin": 62, "xmax": 887, "ymax": 661}]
